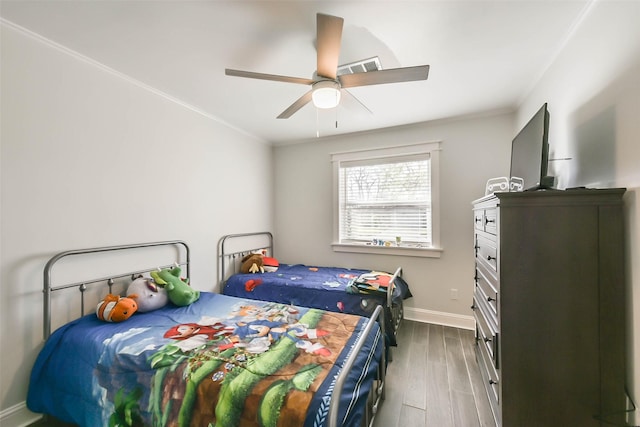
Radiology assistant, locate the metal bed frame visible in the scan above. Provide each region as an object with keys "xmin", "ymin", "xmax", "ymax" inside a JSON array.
[
  {"xmin": 40, "ymin": 240, "xmax": 385, "ymax": 427},
  {"xmin": 217, "ymin": 231, "xmax": 405, "ymax": 343}
]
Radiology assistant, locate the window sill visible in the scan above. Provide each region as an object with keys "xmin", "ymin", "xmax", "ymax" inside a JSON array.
[{"xmin": 331, "ymin": 242, "xmax": 443, "ymax": 258}]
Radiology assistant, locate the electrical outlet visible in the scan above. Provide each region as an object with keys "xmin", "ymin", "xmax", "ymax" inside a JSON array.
[{"xmin": 450, "ymin": 288, "xmax": 458, "ymax": 300}]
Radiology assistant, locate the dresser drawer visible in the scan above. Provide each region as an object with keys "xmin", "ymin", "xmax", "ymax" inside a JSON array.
[
  {"xmin": 475, "ymin": 322, "xmax": 500, "ymax": 405},
  {"xmin": 483, "ymin": 207, "xmax": 497, "ymax": 234},
  {"xmin": 476, "ymin": 234, "xmax": 498, "ymax": 272},
  {"xmin": 473, "ymin": 207, "xmax": 498, "ymax": 235},
  {"xmin": 473, "ymin": 271, "xmax": 500, "ymax": 330},
  {"xmin": 476, "ymin": 257, "xmax": 499, "ymax": 290},
  {"xmin": 474, "ymin": 292, "xmax": 499, "ymax": 368},
  {"xmin": 474, "ymin": 210, "xmax": 484, "ymax": 232}
]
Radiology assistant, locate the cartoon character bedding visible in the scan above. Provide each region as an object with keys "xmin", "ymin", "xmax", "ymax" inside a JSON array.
[
  {"xmin": 27, "ymin": 292, "xmax": 382, "ymax": 427},
  {"xmin": 222, "ymin": 264, "xmax": 412, "ymax": 346}
]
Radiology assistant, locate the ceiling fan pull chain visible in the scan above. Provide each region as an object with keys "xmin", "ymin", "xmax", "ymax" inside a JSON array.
[{"xmin": 316, "ymin": 108, "xmax": 320, "ymax": 138}]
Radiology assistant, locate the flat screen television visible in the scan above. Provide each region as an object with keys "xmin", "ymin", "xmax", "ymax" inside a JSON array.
[{"xmin": 509, "ymin": 103, "xmax": 554, "ymax": 191}]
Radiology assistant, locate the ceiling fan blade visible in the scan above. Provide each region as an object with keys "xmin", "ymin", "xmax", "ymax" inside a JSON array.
[
  {"xmin": 342, "ymin": 89, "xmax": 372, "ymax": 114},
  {"xmin": 277, "ymin": 90, "xmax": 313, "ymax": 119},
  {"xmin": 316, "ymin": 13, "xmax": 344, "ymax": 79},
  {"xmin": 225, "ymin": 69, "xmax": 314, "ymax": 85},
  {"xmin": 339, "ymin": 65, "xmax": 430, "ymax": 88}
]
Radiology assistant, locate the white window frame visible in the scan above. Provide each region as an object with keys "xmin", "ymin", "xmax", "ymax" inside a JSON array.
[{"xmin": 331, "ymin": 141, "xmax": 442, "ymax": 258}]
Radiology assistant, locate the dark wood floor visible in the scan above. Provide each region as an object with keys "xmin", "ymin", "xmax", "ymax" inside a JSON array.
[
  {"xmin": 29, "ymin": 320, "xmax": 495, "ymax": 427},
  {"xmin": 374, "ymin": 320, "xmax": 496, "ymax": 427}
]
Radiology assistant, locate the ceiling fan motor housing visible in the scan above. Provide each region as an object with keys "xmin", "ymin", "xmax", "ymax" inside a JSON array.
[{"xmin": 312, "ymin": 80, "xmax": 342, "ymax": 109}]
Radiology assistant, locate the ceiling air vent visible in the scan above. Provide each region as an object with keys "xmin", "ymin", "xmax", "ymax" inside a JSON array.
[{"xmin": 337, "ymin": 57, "xmax": 382, "ymax": 76}]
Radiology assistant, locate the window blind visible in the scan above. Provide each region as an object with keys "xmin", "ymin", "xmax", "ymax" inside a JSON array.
[{"xmin": 338, "ymin": 154, "xmax": 432, "ymax": 244}]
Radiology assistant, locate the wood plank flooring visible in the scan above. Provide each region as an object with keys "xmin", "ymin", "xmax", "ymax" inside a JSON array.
[
  {"xmin": 29, "ymin": 320, "xmax": 495, "ymax": 427},
  {"xmin": 374, "ymin": 320, "xmax": 496, "ymax": 427}
]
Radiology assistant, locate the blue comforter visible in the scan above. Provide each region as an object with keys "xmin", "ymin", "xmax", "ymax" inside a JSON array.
[
  {"xmin": 27, "ymin": 292, "xmax": 382, "ymax": 427},
  {"xmin": 223, "ymin": 264, "xmax": 412, "ymax": 346}
]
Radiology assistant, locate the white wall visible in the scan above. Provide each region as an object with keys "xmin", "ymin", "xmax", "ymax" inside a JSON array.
[
  {"xmin": 0, "ymin": 23, "xmax": 273, "ymax": 425},
  {"xmin": 517, "ymin": 0, "xmax": 640, "ymax": 423},
  {"xmin": 4, "ymin": 1, "xmax": 638, "ymax": 424},
  {"xmin": 273, "ymin": 112, "xmax": 513, "ymax": 323}
]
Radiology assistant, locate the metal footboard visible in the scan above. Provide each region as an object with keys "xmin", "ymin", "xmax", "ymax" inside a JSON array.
[
  {"xmin": 329, "ymin": 304, "xmax": 386, "ymax": 427},
  {"xmin": 386, "ymin": 266, "xmax": 405, "ymax": 343}
]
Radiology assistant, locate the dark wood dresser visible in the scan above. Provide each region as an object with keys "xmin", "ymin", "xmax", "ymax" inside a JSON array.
[{"xmin": 472, "ymin": 189, "xmax": 627, "ymax": 427}]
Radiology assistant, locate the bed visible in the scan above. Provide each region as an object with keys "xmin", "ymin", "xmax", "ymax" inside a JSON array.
[
  {"xmin": 27, "ymin": 241, "xmax": 385, "ymax": 427},
  {"xmin": 218, "ymin": 232, "xmax": 412, "ymax": 348}
]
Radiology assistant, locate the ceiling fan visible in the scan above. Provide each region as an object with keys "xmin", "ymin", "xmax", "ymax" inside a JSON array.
[{"xmin": 225, "ymin": 13, "xmax": 430, "ymax": 119}]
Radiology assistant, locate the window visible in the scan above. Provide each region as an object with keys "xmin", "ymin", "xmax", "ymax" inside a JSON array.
[{"xmin": 332, "ymin": 142, "xmax": 441, "ymax": 257}]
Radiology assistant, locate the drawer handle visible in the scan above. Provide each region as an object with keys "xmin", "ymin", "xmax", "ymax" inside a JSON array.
[
  {"xmin": 484, "ymin": 337, "xmax": 492, "ymax": 343},
  {"xmin": 485, "ymin": 218, "xmax": 496, "ymax": 224},
  {"xmin": 471, "ymin": 304, "xmax": 476, "ymax": 310},
  {"xmin": 487, "ymin": 296, "xmax": 495, "ymax": 302},
  {"xmin": 475, "ymin": 217, "xmax": 482, "ymax": 223},
  {"xmin": 487, "ymin": 255, "xmax": 496, "ymax": 261},
  {"xmin": 489, "ymin": 379, "xmax": 498, "ymax": 385}
]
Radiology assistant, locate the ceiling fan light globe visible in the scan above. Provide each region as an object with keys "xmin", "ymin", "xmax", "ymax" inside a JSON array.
[{"xmin": 312, "ymin": 81, "xmax": 341, "ymax": 109}]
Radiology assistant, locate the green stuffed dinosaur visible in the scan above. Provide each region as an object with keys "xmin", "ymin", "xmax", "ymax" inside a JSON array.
[{"xmin": 150, "ymin": 266, "xmax": 200, "ymax": 306}]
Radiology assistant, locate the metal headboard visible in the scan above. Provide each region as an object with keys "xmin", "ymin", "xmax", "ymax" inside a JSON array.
[
  {"xmin": 43, "ymin": 240, "xmax": 190, "ymax": 339},
  {"xmin": 217, "ymin": 231, "xmax": 273, "ymax": 286}
]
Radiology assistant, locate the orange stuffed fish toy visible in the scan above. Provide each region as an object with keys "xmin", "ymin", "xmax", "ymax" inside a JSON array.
[{"xmin": 96, "ymin": 293, "xmax": 138, "ymax": 322}]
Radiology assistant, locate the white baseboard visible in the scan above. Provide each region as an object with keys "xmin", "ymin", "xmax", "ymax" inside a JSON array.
[
  {"xmin": 404, "ymin": 306, "xmax": 475, "ymax": 330},
  {"xmin": 0, "ymin": 402, "xmax": 41, "ymax": 427}
]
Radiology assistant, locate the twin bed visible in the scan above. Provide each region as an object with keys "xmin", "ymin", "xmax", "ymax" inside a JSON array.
[
  {"xmin": 218, "ymin": 232, "xmax": 412, "ymax": 348},
  {"xmin": 27, "ymin": 240, "xmax": 391, "ymax": 427}
]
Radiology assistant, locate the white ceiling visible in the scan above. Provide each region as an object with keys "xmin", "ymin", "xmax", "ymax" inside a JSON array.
[{"xmin": 1, "ymin": 0, "xmax": 592, "ymax": 144}]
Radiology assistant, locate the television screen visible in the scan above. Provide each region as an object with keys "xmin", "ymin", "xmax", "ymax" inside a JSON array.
[{"xmin": 509, "ymin": 103, "xmax": 552, "ymax": 191}]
